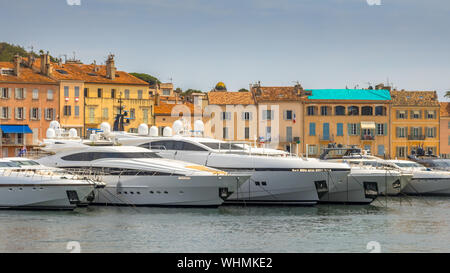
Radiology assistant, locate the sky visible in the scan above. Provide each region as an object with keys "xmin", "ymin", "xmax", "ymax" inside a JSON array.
[{"xmin": 1, "ymin": 0, "xmax": 449, "ymax": 99}]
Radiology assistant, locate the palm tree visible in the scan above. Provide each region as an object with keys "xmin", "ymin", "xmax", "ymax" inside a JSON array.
[{"xmin": 445, "ymin": 90, "xmax": 450, "ymax": 98}]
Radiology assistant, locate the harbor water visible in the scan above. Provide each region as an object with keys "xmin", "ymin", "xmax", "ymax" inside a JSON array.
[{"xmin": 1, "ymin": 196, "xmax": 450, "ymax": 253}]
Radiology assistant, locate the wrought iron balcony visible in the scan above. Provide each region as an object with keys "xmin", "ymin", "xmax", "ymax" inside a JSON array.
[{"xmin": 407, "ymin": 135, "xmax": 426, "ymax": 140}]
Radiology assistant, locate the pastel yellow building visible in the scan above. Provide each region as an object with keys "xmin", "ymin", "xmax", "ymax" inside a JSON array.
[{"xmin": 390, "ymin": 90, "xmax": 440, "ymax": 158}]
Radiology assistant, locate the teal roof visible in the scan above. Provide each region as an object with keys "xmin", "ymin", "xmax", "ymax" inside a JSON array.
[{"xmin": 307, "ymin": 89, "xmax": 391, "ymax": 101}]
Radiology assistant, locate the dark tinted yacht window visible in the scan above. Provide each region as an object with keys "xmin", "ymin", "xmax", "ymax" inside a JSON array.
[
  {"xmin": 140, "ymin": 140, "xmax": 207, "ymax": 151},
  {"xmin": 200, "ymin": 142, "xmax": 242, "ymax": 150},
  {"xmin": 61, "ymin": 152, "xmax": 161, "ymax": 161}
]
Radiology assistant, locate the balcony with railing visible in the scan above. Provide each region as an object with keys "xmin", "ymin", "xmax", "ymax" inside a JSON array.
[
  {"xmin": 319, "ymin": 134, "xmax": 334, "ymax": 142},
  {"xmin": 361, "ymin": 134, "xmax": 375, "ymax": 140},
  {"xmin": 407, "ymin": 135, "xmax": 426, "ymax": 140}
]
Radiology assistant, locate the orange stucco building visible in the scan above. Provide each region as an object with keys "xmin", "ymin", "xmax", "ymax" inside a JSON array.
[{"xmin": 440, "ymin": 102, "xmax": 450, "ymax": 158}]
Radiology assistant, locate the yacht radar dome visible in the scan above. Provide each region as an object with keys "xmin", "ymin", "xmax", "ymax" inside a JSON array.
[
  {"xmin": 46, "ymin": 128, "xmax": 56, "ymax": 138},
  {"xmin": 172, "ymin": 120, "xmax": 183, "ymax": 135},
  {"xmin": 68, "ymin": 128, "xmax": 78, "ymax": 138},
  {"xmin": 100, "ymin": 122, "xmax": 111, "ymax": 134},
  {"xmin": 163, "ymin": 126, "xmax": 173, "ymax": 137},
  {"xmin": 138, "ymin": 124, "xmax": 149, "ymax": 136},
  {"xmin": 149, "ymin": 126, "xmax": 158, "ymax": 137},
  {"xmin": 49, "ymin": 120, "xmax": 61, "ymax": 130}
]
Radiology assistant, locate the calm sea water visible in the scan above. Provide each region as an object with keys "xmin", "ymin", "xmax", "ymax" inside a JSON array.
[{"xmin": 1, "ymin": 196, "xmax": 450, "ymax": 253}]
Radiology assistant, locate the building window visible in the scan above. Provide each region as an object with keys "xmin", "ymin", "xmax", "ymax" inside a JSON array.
[
  {"xmin": 15, "ymin": 88, "xmax": 25, "ymax": 99},
  {"xmin": 309, "ymin": 122, "xmax": 316, "ymax": 136},
  {"xmin": 32, "ymin": 89, "xmax": 39, "ymax": 100},
  {"xmin": 64, "ymin": 105, "xmax": 71, "ymax": 116},
  {"xmin": 223, "ymin": 127, "xmax": 229, "ymax": 139},
  {"xmin": 130, "ymin": 108, "xmax": 135, "ymax": 119},
  {"xmin": 162, "ymin": 89, "xmax": 171, "ymax": 96},
  {"xmin": 426, "ymin": 110, "xmax": 436, "ymax": 119},
  {"xmin": 348, "ymin": 123, "xmax": 358, "ymax": 135},
  {"xmin": 0, "ymin": 107, "xmax": 9, "ymax": 119},
  {"xmin": 426, "ymin": 127, "xmax": 436, "ymax": 138},
  {"xmin": 84, "ymin": 88, "xmax": 88, "ymax": 97},
  {"xmin": 243, "ymin": 112, "xmax": 251, "ymax": 120},
  {"xmin": 321, "ymin": 106, "xmax": 331, "ymax": 116},
  {"xmin": 74, "ymin": 106, "xmax": 80, "ymax": 117},
  {"xmin": 102, "ymin": 108, "xmax": 108, "ymax": 119},
  {"xmin": 376, "ymin": 123, "xmax": 386, "ymax": 135},
  {"xmin": 375, "ymin": 106, "xmax": 386, "ymax": 116},
  {"xmin": 221, "ymin": 112, "xmax": 231, "ymax": 120},
  {"xmin": 266, "ymin": 126, "xmax": 271, "ymax": 141},
  {"xmin": 307, "ymin": 106, "xmax": 317, "ymax": 116},
  {"xmin": 245, "ymin": 127, "xmax": 250, "ymax": 139},
  {"xmin": 262, "ymin": 110, "xmax": 273, "ymax": 120},
  {"xmin": 377, "ymin": 145, "xmax": 385, "ymax": 156},
  {"xmin": 337, "ymin": 123, "xmax": 343, "ymax": 136},
  {"xmin": 396, "ymin": 146, "xmax": 406, "ymax": 158},
  {"xmin": 284, "ymin": 110, "xmax": 293, "ymax": 120},
  {"xmin": 286, "ymin": 126, "xmax": 292, "ymax": 142},
  {"xmin": 64, "ymin": 86, "xmax": 69, "ymax": 97},
  {"xmin": 448, "ymin": 135, "xmax": 450, "ymax": 146},
  {"xmin": 97, "ymin": 88, "xmax": 102, "ymax": 98},
  {"xmin": 348, "ymin": 106, "xmax": 359, "ymax": 116},
  {"xmin": 1, "ymin": 88, "xmax": 9, "ymax": 99},
  {"xmin": 143, "ymin": 109, "xmax": 148, "ymax": 124},
  {"xmin": 411, "ymin": 110, "xmax": 421, "ymax": 119},
  {"xmin": 397, "ymin": 110, "xmax": 407, "ymax": 119},
  {"xmin": 335, "ymin": 106, "xmax": 345, "ymax": 115},
  {"xmin": 47, "ymin": 89, "xmax": 54, "ymax": 100},
  {"xmin": 15, "ymin": 107, "xmax": 24, "ymax": 120},
  {"xmin": 124, "ymin": 89, "xmax": 130, "ymax": 99},
  {"xmin": 138, "ymin": 90, "xmax": 143, "ymax": 99},
  {"xmin": 397, "ymin": 127, "xmax": 407, "ymax": 138},
  {"xmin": 361, "ymin": 106, "xmax": 373, "ymax": 116},
  {"xmin": 308, "ymin": 145, "xmax": 317, "ymax": 155},
  {"xmin": 74, "ymin": 86, "xmax": 80, "ymax": 98},
  {"xmin": 45, "ymin": 108, "xmax": 54, "ymax": 120},
  {"xmin": 111, "ymin": 89, "xmax": 116, "ymax": 98},
  {"xmin": 31, "ymin": 108, "xmax": 39, "ymax": 120}
]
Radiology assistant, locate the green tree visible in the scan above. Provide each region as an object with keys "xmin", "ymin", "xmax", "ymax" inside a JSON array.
[
  {"xmin": 238, "ymin": 88, "xmax": 249, "ymax": 92},
  {"xmin": 129, "ymin": 72, "xmax": 160, "ymax": 85},
  {"xmin": 445, "ymin": 91, "xmax": 450, "ymax": 98},
  {"xmin": 181, "ymin": 89, "xmax": 203, "ymax": 96}
]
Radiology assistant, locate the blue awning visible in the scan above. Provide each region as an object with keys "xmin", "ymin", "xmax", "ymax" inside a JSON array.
[{"xmin": 0, "ymin": 125, "xmax": 33, "ymax": 134}]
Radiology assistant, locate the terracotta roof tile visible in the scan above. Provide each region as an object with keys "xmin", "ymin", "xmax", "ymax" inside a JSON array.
[
  {"xmin": 391, "ymin": 90, "xmax": 439, "ymax": 106},
  {"xmin": 207, "ymin": 91, "xmax": 255, "ymax": 105},
  {"xmin": 440, "ymin": 102, "xmax": 450, "ymax": 117},
  {"xmin": 50, "ymin": 63, "xmax": 148, "ymax": 85},
  {"xmin": 252, "ymin": 86, "xmax": 303, "ymax": 102},
  {"xmin": 155, "ymin": 102, "xmax": 202, "ymax": 115},
  {"xmin": 0, "ymin": 62, "xmax": 57, "ymax": 84}
]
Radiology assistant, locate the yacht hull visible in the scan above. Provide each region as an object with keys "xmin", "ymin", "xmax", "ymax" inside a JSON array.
[
  {"xmin": 402, "ymin": 177, "xmax": 450, "ymax": 196},
  {"xmin": 224, "ymin": 170, "xmax": 348, "ymax": 206},
  {"xmin": 92, "ymin": 175, "xmax": 242, "ymax": 207},
  {"xmin": 0, "ymin": 183, "xmax": 94, "ymax": 210},
  {"xmin": 320, "ymin": 171, "xmax": 379, "ymax": 204}
]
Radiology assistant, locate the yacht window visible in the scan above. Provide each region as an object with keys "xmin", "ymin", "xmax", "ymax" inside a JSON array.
[
  {"xmin": 0, "ymin": 162, "xmax": 20, "ymax": 167},
  {"xmin": 142, "ymin": 140, "xmax": 207, "ymax": 151},
  {"xmin": 200, "ymin": 142, "xmax": 242, "ymax": 150},
  {"xmin": 11, "ymin": 160, "xmax": 40, "ymax": 166},
  {"xmin": 394, "ymin": 162, "xmax": 423, "ymax": 168},
  {"xmin": 61, "ymin": 152, "xmax": 161, "ymax": 161},
  {"xmin": 79, "ymin": 167, "xmax": 177, "ymax": 176}
]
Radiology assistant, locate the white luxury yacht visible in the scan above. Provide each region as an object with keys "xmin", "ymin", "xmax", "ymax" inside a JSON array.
[
  {"xmin": 319, "ymin": 147, "xmax": 413, "ymax": 196},
  {"xmin": 0, "ymin": 158, "xmax": 97, "ymax": 210},
  {"xmin": 384, "ymin": 160, "xmax": 450, "ymax": 196},
  {"xmin": 38, "ymin": 145, "xmax": 249, "ymax": 207},
  {"xmin": 114, "ymin": 122, "xmax": 378, "ymax": 205}
]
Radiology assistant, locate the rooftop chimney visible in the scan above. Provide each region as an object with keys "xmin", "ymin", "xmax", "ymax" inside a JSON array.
[
  {"xmin": 13, "ymin": 55, "xmax": 21, "ymax": 77},
  {"xmin": 40, "ymin": 52, "xmax": 52, "ymax": 76},
  {"xmin": 106, "ymin": 54, "xmax": 116, "ymax": 80}
]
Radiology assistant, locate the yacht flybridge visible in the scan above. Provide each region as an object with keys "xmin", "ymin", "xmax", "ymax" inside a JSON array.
[
  {"xmin": 0, "ymin": 158, "xmax": 98, "ymax": 210},
  {"xmin": 38, "ymin": 145, "xmax": 249, "ymax": 207},
  {"xmin": 109, "ymin": 120, "xmax": 383, "ymax": 205}
]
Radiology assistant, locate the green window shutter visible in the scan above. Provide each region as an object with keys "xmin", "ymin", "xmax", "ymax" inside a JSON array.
[
  {"xmin": 384, "ymin": 123, "xmax": 388, "ymax": 136},
  {"xmin": 347, "ymin": 123, "xmax": 351, "ymax": 135},
  {"xmin": 356, "ymin": 123, "xmax": 361, "ymax": 135}
]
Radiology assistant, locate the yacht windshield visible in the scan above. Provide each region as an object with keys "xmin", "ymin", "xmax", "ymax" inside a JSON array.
[
  {"xmin": 200, "ymin": 142, "xmax": 243, "ymax": 150},
  {"xmin": 0, "ymin": 161, "xmax": 21, "ymax": 168},
  {"xmin": 395, "ymin": 162, "xmax": 424, "ymax": 168},
  {"xmin": 11, "ymin": 160, "xmax": 40, "ymax": 166},
  {"xmin": 61, "ymin": 152, "xmax": 161, "ymax": 161}
]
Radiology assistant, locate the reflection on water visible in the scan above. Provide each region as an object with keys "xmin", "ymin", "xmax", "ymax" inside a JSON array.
[{"xmin": 0, "ymin": 197, "xmax": 450, "ymax": 253}]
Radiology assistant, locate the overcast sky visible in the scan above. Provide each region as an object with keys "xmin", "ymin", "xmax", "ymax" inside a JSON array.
[{"xmin": 2, "ymin": 0, "xmax": 449, "ymax": 99}]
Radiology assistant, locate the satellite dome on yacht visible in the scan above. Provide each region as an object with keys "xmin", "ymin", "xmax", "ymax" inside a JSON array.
[
  {"xmin": 49, "ymin": 120, "xmax": 61, "ymax": 130},
  {"xmin": 172, "ymin": 120, "xmax": 183, "ymax": 135},
  {"xmin": 163, "ymin": 126, "xmax": 173, "ymax": 137},
  {"xmin": 138, "ymin": 123, "xmax": 149, "ymax": 136},
  {"xmin": 149, "ymin": 126, "xmax": 158, "ymax": 137},
  {"xmin": 194, "ymin": 120, "xmax": 204, "ymax": 135},
  {"xmin": 46, "ymin": 128, "xmax": 56, "ymax": 138},
  {"xmin": 68, "ymin": 128, "xmax": 78, "ymax": 138},
  {"xmin": 100, "ymin": 122, "xmax": 111, "ymax": 134}
]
